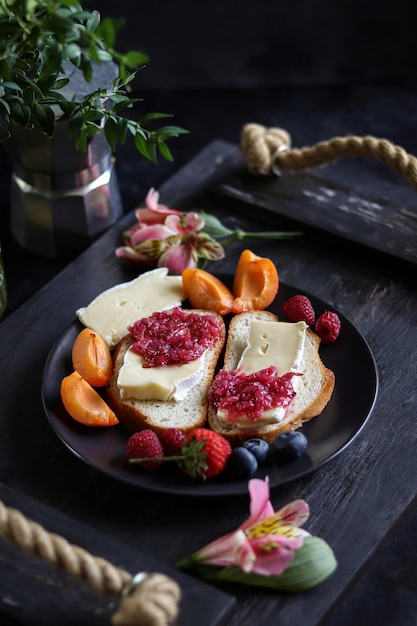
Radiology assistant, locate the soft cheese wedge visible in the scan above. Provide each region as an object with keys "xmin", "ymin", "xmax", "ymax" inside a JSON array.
[
  {"xmin": 106, "ymin": 310, "xmax": 226, "ymax": 435},
  {"xmin": 76, "ymin": 268, "xmax": 185, "ymax": 348},
  {"xmin": 117, "ymin": 347, "xmax": 206, "ymax": 402},
  {"xmin": 208, "ymin": 311, "xmax": 335, "ymax": 445},
  {"xmin": 237, "ymin": 319, "xmax": 307, "ymax": 378}
]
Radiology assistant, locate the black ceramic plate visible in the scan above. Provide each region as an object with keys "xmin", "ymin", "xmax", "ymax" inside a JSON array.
[{"xmin": 42, "ymin": 280, "xmax": 378, "ymax": 497}]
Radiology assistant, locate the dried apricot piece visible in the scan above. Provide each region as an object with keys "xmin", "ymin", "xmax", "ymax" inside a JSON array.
[
  {"xmin": 182, "ymin": 268, "xmax": 234, "ymax": 316},
  {"xmin": 232, "ymin": 249, "xmax": 279, "ymax": 313},
  {"xmin": 72, "ymin": 328, "xmax": 113, "ymax": 387},
  {"xmin": 60, "ymin": 371, "xmax": 119, "ymax": 427}
]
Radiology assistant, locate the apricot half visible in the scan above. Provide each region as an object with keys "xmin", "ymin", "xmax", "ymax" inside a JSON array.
[
  {"xmin": 182, "ymin": 268, "xmax": 234, "ymax": 316},
  {"xmin": 72, "ymin": 327, "xmax": 113, "ymax": 387},
  {"xmin": 232, "ymin": 249, "xmax": 279, "ymax": 313},
  {"xmin": 60, "ymin": 371, "xmax": 119, "ymax": 427}
]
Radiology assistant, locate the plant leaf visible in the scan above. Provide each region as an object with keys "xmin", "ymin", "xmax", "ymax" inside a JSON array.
[
  {"xmin": 10, "ymin": 102, "xmax": 31, "ymax": 127},
  {"xmin": 122, "ymin": 51, "xmax": 149, "ymax": 68},
  {"xmin": 198, "ymin": 212, "xmax": 235, "ymax": 238},
  {"xmin": 158, "ymin": 140, "xmax": 173, "ymax": 162},
  {"xmin": 33, "ymin": 103, "xmax": 55, "ymax": 137}
]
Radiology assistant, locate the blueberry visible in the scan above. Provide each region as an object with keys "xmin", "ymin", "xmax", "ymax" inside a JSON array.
[
  {"xmin": 242, "ymin": 438, "xmax": 270, "ymax": 464},
  {"xmin": 226, "ymin": 447, "xmax": 258, "ymax": 480},
  {"xmin": 270, "ymin": 431, "xmax": 308, "ymax": 463}
]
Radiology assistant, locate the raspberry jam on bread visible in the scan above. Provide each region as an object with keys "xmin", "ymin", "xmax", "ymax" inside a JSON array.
[
  {"xmin": 208, "ymin": 366, "xmax": 297, "ymax": 424},
  {"xmin": 128, "ymin": 307, "xmax": 222, "ymax": 366}
]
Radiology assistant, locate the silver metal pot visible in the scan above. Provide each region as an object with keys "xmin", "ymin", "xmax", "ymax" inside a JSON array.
[{"xmin": 5, "ymin": 61, "xmax": 123, "ymax": 259}]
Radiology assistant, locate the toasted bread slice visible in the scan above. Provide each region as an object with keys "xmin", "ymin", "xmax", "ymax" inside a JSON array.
[
  {"xmin": 106, "ymin": 310, "xmax": 226, "ymax": 435},
  {"xmin": 208, "ymin": 312, "xmax": 335, "ymax": 445}
]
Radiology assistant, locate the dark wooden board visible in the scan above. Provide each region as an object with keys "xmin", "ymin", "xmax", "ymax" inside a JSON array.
[
  {"xmin": 0, "ymin": 140, "xmax": 416, "ymax": 626},
  {"xmin": 0, "ymin": 484, "xmax": 235, "ymax": 626},
  {"xmin": 211, "ymin": 164, "xmax": 417, "ymax": 267}
]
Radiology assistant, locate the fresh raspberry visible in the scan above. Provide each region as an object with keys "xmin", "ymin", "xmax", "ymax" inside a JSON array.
[
  {"xmin": 315, "ymin": 311, "xmax": 341, "ymax": 343},
  {"xmin": 181, "ymin": 428, "xmax": 232, "ymax": 480},
  {"xmin": 283, "ymin": 295, "xmax": 315, "ymax": 326},
  {"xmin": 159, "ymin": 428, "xmax": 186, "ymax": 456},
  {"xmin": 126, "ymin": 430, "xmax": 164, "ymax": 471}
]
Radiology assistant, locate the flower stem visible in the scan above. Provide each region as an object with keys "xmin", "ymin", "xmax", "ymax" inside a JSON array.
[{"xmin": 220, "ymin": 229, "xmax": 303, "ymax": 245}]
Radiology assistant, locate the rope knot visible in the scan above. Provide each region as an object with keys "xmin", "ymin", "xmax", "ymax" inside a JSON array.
[
  {"xmin": 240, "ymin": 123, "xmax": 291, "ymax": 175},
  {"xmin": 112, "ymin": 572, "xmax": 181, "ymax": 626}
]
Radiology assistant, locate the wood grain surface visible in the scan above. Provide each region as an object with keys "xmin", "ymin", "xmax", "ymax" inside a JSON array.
[{"xmin": 0, "ymin": 141, "xmax": 416, "ymax": 626}]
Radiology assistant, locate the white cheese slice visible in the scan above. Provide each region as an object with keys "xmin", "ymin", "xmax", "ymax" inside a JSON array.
[
  {"xmin": 117, "ymin": 346, "xmax": 206, "ymax": 402},
  {"xmin": 76, "ymin": 268, "xmax": 185, "ymax": 348},
  {"xmin": 218, "ymin": 406, "xmax": 287, "ymax": 427},
  {"xmin": 218, "ymin": 320, "xmax": 307, "ymax": 427},
  {"xmin": 238, "ymin": 320, "xmax": 307, "ymax": 377}
]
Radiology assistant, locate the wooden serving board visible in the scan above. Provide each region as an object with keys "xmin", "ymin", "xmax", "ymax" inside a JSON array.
[
  {"xmin": 0, "ymin": 484, "xmax": 235, "ymax": 626},
  {"xmin": 210, "ymin": 162, "xmax": 417, "ymax": 267}
]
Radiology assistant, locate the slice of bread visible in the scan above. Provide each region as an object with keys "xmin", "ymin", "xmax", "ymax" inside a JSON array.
[
  {"xmin": 106, "ymin": 310, "xmax": 226, "ymax": 435},
  {"xmin": 208, "ymin": 312, "xmax": 335, "ymax": 445}
]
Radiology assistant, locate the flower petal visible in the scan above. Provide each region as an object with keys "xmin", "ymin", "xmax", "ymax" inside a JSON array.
[
  {"xmin": 145, "ymin": 187, "xmax": 160, "ymax": 210},
  {"xmin": 115, "ymin": 246, "xmax": 155, "ymax": 265},
  {"xmin": 274, "ymin": 500, "xmax": 310, "ymax": 529},
  {"xmin": 165, "ymin": 212, "xmax": 205, "ymax": 234},
  {"xmin": 191, "ymin": 233, "xmax": 225, "ymax": 261},
  {"xmin": 158, "ymin": 243, "xmax": 196, "ymax": 274},
  {"xmin": 133, "ymin": 188, "xmax": 183, "ymax": 225},
  {"xmin": 195, "ymin": 530, "xmax": 254, "ymax": 570},
  {"xmin": 129, "ymin": 223, "xmax": 177, "ymax": 245},
  {"xmin": 239, "ymin": 478, "xmax": 275, "ymax": 530},
  {"xmin": 249, "ymin": 534, "xmax": 302, "ymax": 576}
]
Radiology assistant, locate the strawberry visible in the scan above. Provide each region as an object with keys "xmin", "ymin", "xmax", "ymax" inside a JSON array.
[
  {"xmin": 160, "ymin": 428, "xmax": 186, "ymax": 455},
  {"xmin": 180, "ymin": 428, "xmax": 232, "ymax": 480},
  {"xmin": 127, "ymin": 427, "xmax": 232, "ymax": 480},
  {"xmin": 126, "ymin": 430, "xmax": 164, "ymax": 471}
]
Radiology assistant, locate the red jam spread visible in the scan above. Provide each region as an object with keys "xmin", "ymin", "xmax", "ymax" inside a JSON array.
[
  {"xmin": 208, "ymin": 366, "xmax": 296, "ymax": 422},
  {"xmin": 128, "ymin": 307, "xmax": 221, "ymax": 367}
]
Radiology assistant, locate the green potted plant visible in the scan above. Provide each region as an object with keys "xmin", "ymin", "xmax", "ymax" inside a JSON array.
[{"xmin": 0, "ymin": 0, "xmax": 187, "ymax": 258}]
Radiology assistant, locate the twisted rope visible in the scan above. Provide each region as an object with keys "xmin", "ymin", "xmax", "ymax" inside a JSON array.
[
  {"xmin": 0, "ymin": 499, "xmax": 180, "ymax": 626},
  {"xmin": 240, "ymin": 122, "xmax": 417, "ymax": 191}
]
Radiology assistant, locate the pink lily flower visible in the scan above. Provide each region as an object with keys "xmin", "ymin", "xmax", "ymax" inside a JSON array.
[
  {"xmin": 116, "ymin": 192, "xmax": 224, "ymax": 273},
  {"xmin": 190, "ymin": 478, "xmax": 310, "ymax": 576}
]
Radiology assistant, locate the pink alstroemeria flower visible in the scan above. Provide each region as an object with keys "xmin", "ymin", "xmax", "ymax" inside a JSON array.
[
  {"xmin": 116, "ymin": 187, "xmax": 303, "ymax": 274},
  {"xmin": 191, "ymin": 478, "xmax": 310, "ymax": 576},
  {"xmin": 115, "ymin": 190, "xmax": 225, "ymax": 273}
]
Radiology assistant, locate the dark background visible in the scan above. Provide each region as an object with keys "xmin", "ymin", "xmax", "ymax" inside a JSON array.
[
  {"xmin": 2, "ymin": 0, "xmax": 417, "ymax": 311},
  {"xmin": 99, "ymin": 0, "xmax": 417, "ymax": 90},
  {"xmin": 1, "ymin": 5, "xmax": 417, "ymax": 625}
]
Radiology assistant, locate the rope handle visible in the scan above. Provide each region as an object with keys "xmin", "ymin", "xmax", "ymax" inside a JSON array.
[
  {"xmin": 240, "ymin": 122, "xmax": 417, "ymax": 191},
  {"xmin": 0, "ymin": 499, "xmax": 180, "ymax": 626}
]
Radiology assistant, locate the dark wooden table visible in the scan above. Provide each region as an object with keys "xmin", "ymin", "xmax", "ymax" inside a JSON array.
[{"xmin": 1, "ymin": 85, "xmax": 417, "ymax": 626}]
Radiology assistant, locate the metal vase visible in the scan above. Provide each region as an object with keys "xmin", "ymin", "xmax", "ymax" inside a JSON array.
[{"xmin": 5, "ymin": 61, "xmax": 123, "ymax": 259}]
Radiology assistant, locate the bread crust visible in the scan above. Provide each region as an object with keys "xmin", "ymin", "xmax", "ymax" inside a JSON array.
[
  {"xmin": 106, "ymin": 310, "xmax": 226, "ymax": 435},
  {"xmin": 207, "ymin": 313, "xmax": 335, "ymax": 445}
]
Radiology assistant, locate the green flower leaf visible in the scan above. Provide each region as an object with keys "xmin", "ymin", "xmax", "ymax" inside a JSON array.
[
  {"xmin": 198, "ymin": 212, "xmax": 235, "ymax": 238},
  {"xmin": 177, "ymin": 536, "xmax": 337, "ymax": 592}
]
